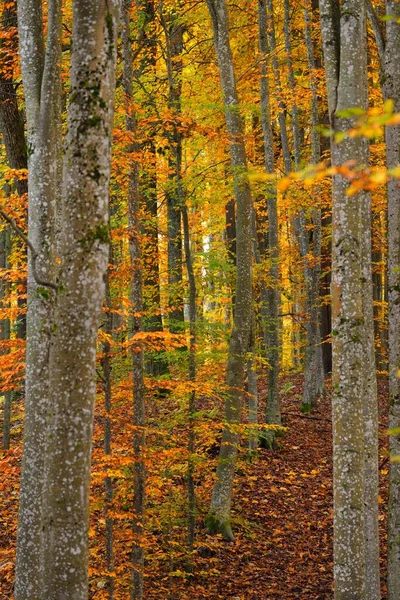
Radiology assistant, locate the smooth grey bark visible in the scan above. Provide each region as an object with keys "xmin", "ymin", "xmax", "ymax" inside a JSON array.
[
  {"xmin": 39, "ymin": 3, "xmax": 120, "ymax": 598},
  {"xmin": 384, "ymin": 1, "xmax": 400, "ymax": 597},
  {"xmin": 122, "ymin": 3, "xmax": 146, "ymax": 598},
  {"xmin": 225, "ymin": 195, "xmax": 237, "ymax": 313},
  {"xmin": 205, "ymin": 0, "xmax": 253, "ymax": 541},
  {"xmin": 319, "ymin": 1, "xmax": 379, "ymax": 598},
  {"xmin": 15, "ymin": 0, "xmax": 61, "ymax": 596}
]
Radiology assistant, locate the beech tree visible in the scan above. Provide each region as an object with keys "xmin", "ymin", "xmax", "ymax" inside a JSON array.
[
  {"xmin": 257, "ymin": 0, "xmax": 281, "ymax": 448},
  {"xmin": 15, "ymin": 0, "xmax": 61, "ymax": 594},
  {"xmin": 319, "ymin": 0, "xmax": 379, "ymax": 598},
  {"xmin": 15, "ymin": 1, "xmax": 120, "ymax": 598},
  {"xmin": 383, "ymin": 2, "xmax": 400, "ymax": 597},
  {"xmin": 205, "ymin": 0, "xmax": 253, "ymax": 541}
]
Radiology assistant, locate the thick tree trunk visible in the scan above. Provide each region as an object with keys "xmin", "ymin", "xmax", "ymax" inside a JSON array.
[
  {"xmin": 40, "ymin": 3, "xmax": 120, "ymax": 598},
  {"xmin": 205, "ymin": 0, "xmax": 253, "ymax": 541},
  {"xmin": 385, "ymin": 2, "xmax": 400, "ymax": 597},
  {"xmin": 319, "ymin": 1, "xmax": 379, "ymax": 597}
]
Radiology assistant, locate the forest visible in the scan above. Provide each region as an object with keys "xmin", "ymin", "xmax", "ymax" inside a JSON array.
[{"xmin": 0, "ymin": 0, "xmax": 399, "ymax": 598}]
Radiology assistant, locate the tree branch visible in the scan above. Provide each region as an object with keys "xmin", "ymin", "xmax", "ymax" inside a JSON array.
[{"xmin": 0, "ymin": 209, "xmax": 57, "ymax": 290}]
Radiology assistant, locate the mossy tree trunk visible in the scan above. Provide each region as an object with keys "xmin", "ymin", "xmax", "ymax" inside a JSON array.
[
  {"xmin": 38, "ymin": 3, "xmax": 120, "ymax": 598},
  {"xmin": 319, "ymin": 0, "xmax": 379, "ymax": 597},
  {"xmin": 205, "ymin": 0, "xmax": 253, "ymax": 541}
]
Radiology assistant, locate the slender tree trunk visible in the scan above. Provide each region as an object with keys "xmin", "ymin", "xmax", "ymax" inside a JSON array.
[
  {"xmin": 137, "ymin": 1, "xmax": 168, "ymax": 376},
  {"xmin": 0, "ymin": 1, "xmax": 28, "ymax": 451},
  {"xmin": 247, "ymin": 319, "xmax": 258, "ymax": 452},
  {"xmin": 258, "ymin": 0, "xmax": 281, "ymax": 448},
  {"xmin": 162, "ymin": 5, "xmax": 185, "ymax": 333},
  {"xmin": 40, "ymin": 3, "xmax": 120, "ymax": 598},
  {"xmin": 205, "ymin": 0, "xmax": 253, "ymax": 541},
  {"xmin": 0, "ymin": 227, "xmax": 11, "ymax": 450},
  {"xmin": 283, "ymin": 0, "xmax": 323, "ymax": 411},
  {"xmin": 15, "ymin": 0, "xmax": 60, "ymax": 596},
  {"xmin": 182, "ymin": 203, "xmax": 197, "ymax": 549},
  {"xmin": 319, "ymin": 1, "xmax": 379, "ymax": 597},
  {"xmin": 101, "ymin": 264, "xmax": 114, "ymax": 600},
  {"xmin": 266, "ymin": 0, "xmax": 303, "ymax": 373},
  {"xmin": 122, "ymin": 3, "xmax": 146, "ymax": 597},
  {"xmin": 304, "ymin": 1, "xmax": 325, "ymax": 398},
  {"xmin": 385, "ymin": 2, "xmax": 400, "ymax": 597}
]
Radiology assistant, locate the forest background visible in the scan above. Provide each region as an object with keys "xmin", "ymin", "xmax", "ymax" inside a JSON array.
[{"xmin": 0, "ymin": 0, "xmax": 399, "ymax": 598}]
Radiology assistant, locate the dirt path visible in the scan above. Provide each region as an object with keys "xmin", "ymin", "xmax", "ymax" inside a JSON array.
[{"xmin": 152, "ymin": 375, "xmax": 389, "ymax": 600}]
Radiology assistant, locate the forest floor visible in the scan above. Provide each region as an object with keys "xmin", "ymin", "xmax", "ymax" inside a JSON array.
[
  {"xmin": 151, "ymin": 375, "xmax": 388, "ymax": 600},
  {"xmin": 0, "ymin": 375, "xmax": 390, "ymax": 599}
]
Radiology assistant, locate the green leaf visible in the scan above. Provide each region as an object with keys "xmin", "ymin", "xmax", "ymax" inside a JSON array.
[
  {"xmin": 387, "ymin": 427, "xmax": 400, "ymax": 436},
  {"xmin": 336, "ymin": 107, "xmax": 366, "ymax": 118}
]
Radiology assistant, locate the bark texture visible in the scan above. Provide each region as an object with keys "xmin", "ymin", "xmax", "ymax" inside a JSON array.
[
  {"xmin": 15, "ymin": 0, "xmax": 60, "ymax": 596},
  {"xmin": 122, "ymin": 2, "xmax": 146, "ymax": 597},
  {"xmin": 38, "ymin": 3, "xmax": 120, "ymax": 599},
  {"xmin": 258, "ymin": 0, "xmax": 281, "ymax": 448},
  {"xmin": 319, "ymin": 0, "xmax": 379, "ymax": 598},
  {"xmin": 385, "ymin": 2, "xmax": 400, "ymax": 597},
  {"xmin": 205, "ymin": 0, "xmax": 253, "ymax": 541}
]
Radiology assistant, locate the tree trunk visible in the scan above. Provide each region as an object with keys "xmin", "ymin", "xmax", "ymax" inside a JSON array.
[
  {"xmin": 101, "ymin": 261, "xmax": 114, "ymax": 600},
  {"xmin": 304, "ymin": 1, "xmax": 326, "ymax": 397},
  {"xmin": 137, "ymin": 1, "xmax": 168, "ymax": 376},
  {"xmin": 283, "ymin": 0, "xmax": 323, "ymax": 411},
  {"xmin": 162, "ymin": 5, "xmax": 185, "ymax": 333},
  {"xmin": 39, "ymin": 3, "xmax": 120, "ymax": 598},
  {"xmin": 15, "ymin": 0, "xmax": 60, "ymax": 596},
  {"xmin": 319, "ymin": 0, "xmax": 379, "ymax": 597},
  {"xmin": 205, "ymin": 0, "xmax": 253, "ymax": 541},
  {"xmin": 258, "ymin": 0, "xmax": 281, "ymax": 448},
  {"xmin": 0, "ymin": 1, "xmax": 28, "ymax": 451},
  {"xmin": 0, "ymin": 227, "xmax": 11, "ymax": 450},
  {"xmin": 385, "ymin": 2, "xmax": 400, "ymax": 597},
  {"xmin": 182, "ymin": 203, "xmax": 197, "ymax": 549},
  {"xmin": 122, "ymin": 3, "xmax": 146, "ymax": 597}
]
